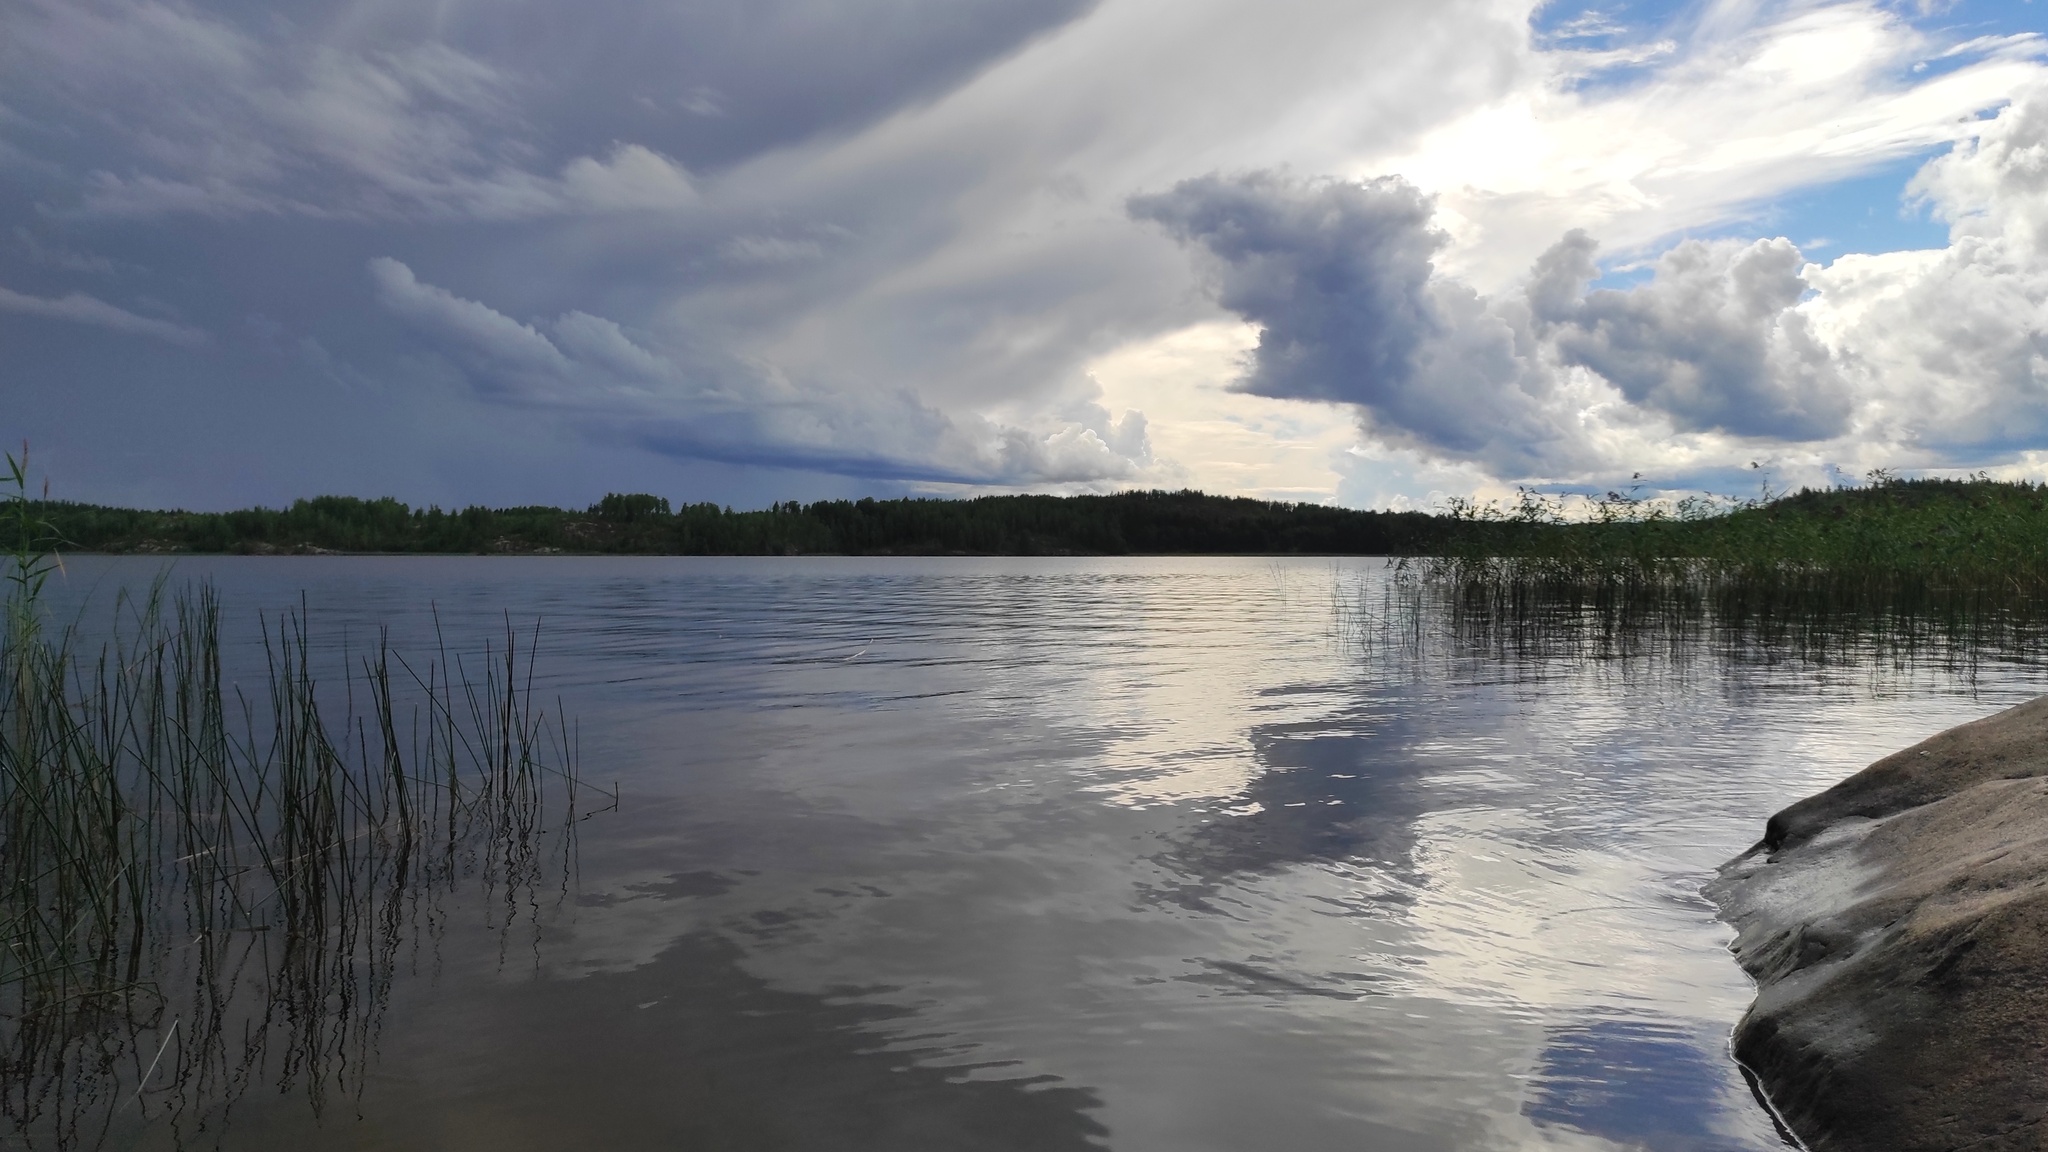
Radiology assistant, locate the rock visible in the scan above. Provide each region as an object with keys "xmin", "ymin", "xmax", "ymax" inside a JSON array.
[{"xmin": 1708, "ymin": 695, "xmax": 2048, "ymax": 1151}]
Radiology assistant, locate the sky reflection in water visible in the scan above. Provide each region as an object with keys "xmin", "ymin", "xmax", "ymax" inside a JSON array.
[{"xmin": 46, "ymin": 555, "xmax": 2048, "ymax": 1152}]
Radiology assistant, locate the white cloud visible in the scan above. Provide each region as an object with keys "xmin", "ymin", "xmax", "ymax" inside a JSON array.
[
  {"xmin": 1085, "ymin": 321, "xmax": 1362, "ymax": 502},
  {"xmin": 0, "ymin": 284, "xmax": 207, "ymax": 346},
  {"xmin": 1533, "ymin": 232, "xmax": 1850, "ymax": 440},
  {"xmin": 1909, "ymin": 85, "xmax": 2048, "ymax": 257},
  {"xmin": 367, "ymin": 258, "xmax": 1151, "ymax": 485},
  {"xmin": 559, "ymin": 144, "xmax": 697, "ymax": 213},
  {"xmin": 1377, "ymin": 4, "xmax": 2048, "ymax": 286},
  {"xmin": 369, "ymin": 257, "xmax": 573, "ymax": 395},
  {"xmin": 1803, "ymin": 88, "xmax": 2048, "ymax": 456}
]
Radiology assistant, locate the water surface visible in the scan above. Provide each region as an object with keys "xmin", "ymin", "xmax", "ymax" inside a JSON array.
[{"xmin": 42, "ymin": 555, "xmax": 2048, "ymax": 1151}]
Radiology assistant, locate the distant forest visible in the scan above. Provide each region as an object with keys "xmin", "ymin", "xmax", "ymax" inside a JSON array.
[
  {"xmin": 36, "ymin": 489, "xmax": 1450, "ymax": 556},
  {"xmin": 31, "ymin": 479, "xmax": 2048, "ymax": 575}
]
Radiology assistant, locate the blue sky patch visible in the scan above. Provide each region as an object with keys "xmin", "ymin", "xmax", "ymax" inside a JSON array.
[{"xmin": 1749, "ymin": 152, "xmax": 1952, "ymax": 256}]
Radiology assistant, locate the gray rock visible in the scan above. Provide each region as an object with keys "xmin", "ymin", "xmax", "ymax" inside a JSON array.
[{"xmin": 1708, "ymin": 694, "xmax": 2048, "ymax": 1151}]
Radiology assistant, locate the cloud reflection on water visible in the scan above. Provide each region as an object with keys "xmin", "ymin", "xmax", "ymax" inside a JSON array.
[{"xmin": 45, "ymin": 555, "xmax": 2047, "ymax": 1151}]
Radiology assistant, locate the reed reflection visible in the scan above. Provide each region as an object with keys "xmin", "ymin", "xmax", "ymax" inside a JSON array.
[{"xmin": 1373, "ymin": 555, "xmax": 2048, "ymax": 673}]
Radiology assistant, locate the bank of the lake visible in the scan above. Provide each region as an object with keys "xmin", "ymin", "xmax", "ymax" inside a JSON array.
[
  {"xmin": 33, "ymin": 479, "xmax": 2048, "ymax": 585},
  {"xmin": 1710, "ymin": 696, "xmax": 2048, "ymax": 1151}
]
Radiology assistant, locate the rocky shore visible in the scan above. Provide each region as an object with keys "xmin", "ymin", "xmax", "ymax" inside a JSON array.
[{"xmin": 1709, "ymin": 695, "xmax": 2048, "ymax": 1151}]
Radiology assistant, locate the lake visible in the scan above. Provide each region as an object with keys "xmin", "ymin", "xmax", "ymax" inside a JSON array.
[{"xmin": 23, "ymin": 555, "xmax": 2047, "ymax": 1152}]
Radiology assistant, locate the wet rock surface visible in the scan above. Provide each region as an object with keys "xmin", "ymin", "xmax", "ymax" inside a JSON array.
[{"xmin": 1709, "ymin": 695, "xmax": 2048, "ymax": 1151}]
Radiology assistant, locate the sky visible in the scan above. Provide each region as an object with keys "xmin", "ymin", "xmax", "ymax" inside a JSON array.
[{"xmin": 3, "ymin": 0, "xmax": 2047, "ymax": 512}]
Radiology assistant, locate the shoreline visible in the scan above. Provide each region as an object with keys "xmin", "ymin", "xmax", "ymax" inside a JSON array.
[
  {"xmin": 56, "ymin": 547, "xmax": 1409, "ymax": 558},
  {"xmin": 1708, "ymin": 695, "xmax": 2048, "ymax": 1151}
]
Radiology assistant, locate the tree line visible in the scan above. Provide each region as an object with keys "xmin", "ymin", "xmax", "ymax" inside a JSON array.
[
  {"xmin": 36, "ymin": 489, "xmax": 1450, "ymax": 556},
  {"xmin": 33, "ymin": 479, "xmax": 2048, "ymax": 575}
]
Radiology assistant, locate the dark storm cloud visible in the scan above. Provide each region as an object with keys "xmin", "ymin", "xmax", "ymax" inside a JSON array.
[
  {"xmin": 2, "ymin": 0, "xmax": 1098, "ymax": 221},
  {"xmin": 0, "ymin": 0, "xmax": 1145, "ymax": 503},
  {"xmin": 444, "ymin": 0, "xmax": 1107, "ymax": 173},
  {"xmin": 1129, "ymin": 174, "xmax": 1444, "ymax": 406},
  {"xmin": 1133, "ymin": 171, "xmax": 1858, "ymax": 476},
  {"xmin": 1130, "ymin": 172, "xmax": 1574, "ymax": 473}
]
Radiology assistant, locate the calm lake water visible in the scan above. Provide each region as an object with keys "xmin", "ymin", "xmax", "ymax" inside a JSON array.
[{"xmin": 34, "ymin": 555, "xmax": 2048, "ymax": 1151}]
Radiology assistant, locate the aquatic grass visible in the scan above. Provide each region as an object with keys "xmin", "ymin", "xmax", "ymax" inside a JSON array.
[
  {"xmin": 1375, "ymin": 477, "xmax": 2048, "ymax": 672},
  {"xmin": 1377, "ymin": 559, "xmax": 2048, "ymax": 675},
  {"xmin": 1431, "ymin": 477, "xmax": 2048, "ymax": 587},
  {"xmin": 0, "ymin": 455, "xmax": 590, "ymax": 1149}
]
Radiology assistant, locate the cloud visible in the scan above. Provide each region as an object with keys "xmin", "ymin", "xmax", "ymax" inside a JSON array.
[
  {"xmin": 367, "ymin": 258, "xmax": 1149, "ymax": 485},
  {"xmin": 369, "ymin": 258, "xmax": 573, "ymax": 395},
  {"xmin": 1382, "ymin": 2, "xmax": 2048, "ymax": 288},
  {"xmin": 13, "ymin": 228, "xmax": 117, "ymax": 273},
  {"xmin": 1802, "ymin": 86, "xmax": 2048, "ymax": 454},
  {"xmin": 1129, "ymin": 174, "xmax": 1443, "ymax": 407},
  {"xmin": 1531, "ymin": 231, "xmax": 1851, "ymax": 439},
  {"xmin": 1130, "ymin": 79, "xmax": 2048, "ymax": 487},
  {"xmin": 7, "ymin": 0, "xmax": 2048, "ymax": 509},
  {"xmin": 1129, "ymin": 170, "xmax": 1854, "ymax": 479},
  {"xmin": 1909, "ymin": 82, "xmax": 2048, "ymax": 258},
  {"xmin": 0, "ymin": 285, "xmax": 207, "ymax": 346},
  {"xmin": 4, "ymin": 0, "xmax": 1083, "ymax": 224},
  {"xmin": 1130, "ymin": 173, "xmax": 1584, "ymax": 473},
  {"xmin": 655, "ymin": 0, "xmax": 2047, "ymax": 492},
  {"xmin": 559, "ymin": 145, "xmax": 697, "ymax": 213},
  {"xmin": 719, "ymin": 235, "xmax": 829, "ymax": 267},
  {"xmin": 6, "ymin": 0, "xmax": 701, "ymax": 223}
]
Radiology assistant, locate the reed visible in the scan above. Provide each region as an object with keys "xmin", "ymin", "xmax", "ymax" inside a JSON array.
[
  {"xmin": 0, "ymin": 450, "xmax": 591, "ymax": 1149},
  {"xmin": 1375, "ymin": 477, "xmax": 2048, "ymax": 670},
  {"xmin": 1432, "ymin": 478, "xmax": 2048, "ymax": 584}
]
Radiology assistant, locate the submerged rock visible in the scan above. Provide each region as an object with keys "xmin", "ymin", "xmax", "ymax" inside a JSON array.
[{"xmin": 1708, "ymin": 695, "xmax": 2048, "ymax": 1151}]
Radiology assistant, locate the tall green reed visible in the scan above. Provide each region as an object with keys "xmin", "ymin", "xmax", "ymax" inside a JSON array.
[
  {"xmin": 0, "ymin": 456, "xmax": 590, "ymax": 1149},
  {"xmin": 1396, "ymin": 478, "xmax": 2048, "ymax": 671}
]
